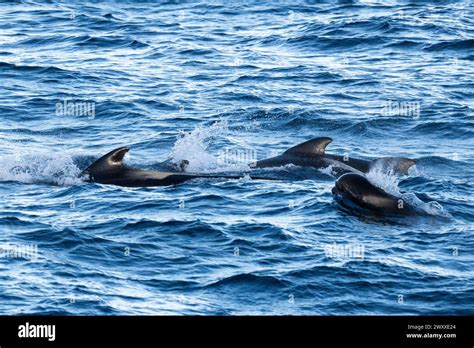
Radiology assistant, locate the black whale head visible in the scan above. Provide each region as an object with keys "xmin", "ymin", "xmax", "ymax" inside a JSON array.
[{"xmin": 332, "ymin": 173, "xmax": 412, "ymax": 214}]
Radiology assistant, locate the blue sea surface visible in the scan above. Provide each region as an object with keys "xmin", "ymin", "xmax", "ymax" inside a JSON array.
[{"xmin": 0, "ymin": 0, "xmax": 473, "ymax": 315}]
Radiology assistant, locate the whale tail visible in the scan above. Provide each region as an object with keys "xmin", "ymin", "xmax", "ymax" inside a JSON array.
[{"xmin": 80, "ymin": 147, "xmax": 129, "ymax": 180}]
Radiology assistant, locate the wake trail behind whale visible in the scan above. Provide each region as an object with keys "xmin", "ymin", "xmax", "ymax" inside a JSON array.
[{"xmin": 0, "ymin": 150, "xmax": 84, "ymax": 186}]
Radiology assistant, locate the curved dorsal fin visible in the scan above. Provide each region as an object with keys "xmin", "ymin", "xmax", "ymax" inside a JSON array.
[
  {"xmin": 81, "ymin": 147, "xmax": 129, "ymax": 178},
  {"xmin": 283, "ymin": 137, "xmax": 332, "ymax": 156}
]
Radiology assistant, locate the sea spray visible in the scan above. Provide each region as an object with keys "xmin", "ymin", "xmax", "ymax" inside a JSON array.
[
  {"xmin": 366, "ymin": 165, "xmax": 450, "ymax": 217},
  {"xmin": 366, "ymin": 166, "xmax": 400, "ymax": 195},
  {"xmin": 0, "ymin": 151, "xmax": 83, "ymax": 186},
  {"xmin": 169, "ymin": 120, "xmax": 252, "ymax": 173}
]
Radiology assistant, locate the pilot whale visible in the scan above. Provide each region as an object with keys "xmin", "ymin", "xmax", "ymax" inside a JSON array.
[
  {"xmin": 80, "ymin": 147, "xmax": 275, "ymax": 187},
  {"xmin": 253, "ymin": 137, "xmax": 416, "ymax": 176},
  {"xmin": 331, "ymin": 173, "xmax": 416, "ymax": 215}
]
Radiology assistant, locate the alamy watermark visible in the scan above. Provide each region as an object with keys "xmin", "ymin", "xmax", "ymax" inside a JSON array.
[
  {"xmin": 380, "ymin": 100, "xmax": 420, "ymax": 119},
  {"xmin": 55, "ymin": 98, "xmax": 96, "ymax": 119},
  {"xmin": 0, "ymin": 243, "xmax": 39, "ymax": 261},
  {"xmin": 324, "ymin": 243, "xmax": 365, "ymax": 261},
  {"xmin": 217, "ymin": 148, "xmax": 257, "ymax": 165}
]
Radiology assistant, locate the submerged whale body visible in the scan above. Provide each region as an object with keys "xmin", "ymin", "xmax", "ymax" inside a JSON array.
[
  {"xmin": 331, "ymin": 173, "xmax": 416, "ymax": 215},
  {"xmin": 254, "ymin": 137, "xmax": 416, "ymax": 176},
  {"xmin": 81, "ymin": 147, "xmax": 273, "ymax": 187}
]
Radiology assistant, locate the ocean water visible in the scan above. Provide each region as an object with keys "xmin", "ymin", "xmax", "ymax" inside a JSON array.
[{"xmin": 0, "ymin": 0, "xmax": 473, "ymax": 315}]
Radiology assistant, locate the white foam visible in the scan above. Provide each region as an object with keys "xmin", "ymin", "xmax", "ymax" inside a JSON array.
[
  {"xmin": 366, "ymin": 166, "xmax": 400, "ymax": 195},
  {"xmin": 401, "ymin": 192, "xmax": 451, "ymax": 217},
  {"xmin": 319, "ymin": 165, "xmax": 336, "ymax": 176},
  {"xmin": 168, "ymin": 120, "xmax": 252, "ymax": 173},
  {"xmin": 365, "ymin": 166, "xmax": 450, "ymax": 217},
  {"xmin": 0, "ymin": 151, "xmax": 84, "ymax": 186}
]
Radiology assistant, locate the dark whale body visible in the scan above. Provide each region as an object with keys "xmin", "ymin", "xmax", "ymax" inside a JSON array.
[
  {"xmin": 254, "ymin": 137, "xmax": 415, "ymax": 176},
  {"xmin": 81, "ymin": 147, "xmax": 273, "ymax": 187},
  {"xmin": 331, "ymin": 173, "xmax": 416, "ymax": 215}
]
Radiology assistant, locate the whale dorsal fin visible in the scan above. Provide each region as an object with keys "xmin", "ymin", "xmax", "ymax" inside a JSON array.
[
  {"xmin": 81, "ymin": 147, "xmax": 129, "ymax": 178},
  {"xmin": 370, "ymin": 157, "xmax": 416, "ymax": 176},
  {"xmin": 283, "ymin": 137, "xmax": 332, "ymax": 156}
]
